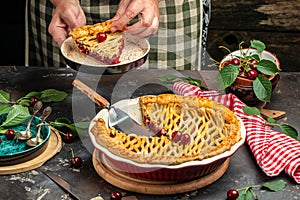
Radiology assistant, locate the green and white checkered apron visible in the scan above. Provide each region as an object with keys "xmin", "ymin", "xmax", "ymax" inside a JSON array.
[{"xmin": 25, "ymin": 0, "xmax": 210, "ymax": 70}]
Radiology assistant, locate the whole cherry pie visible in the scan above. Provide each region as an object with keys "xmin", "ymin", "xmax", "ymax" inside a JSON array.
[{"xmin": 91, "ymin": 94, "xmax": 241, "ymax": 165}]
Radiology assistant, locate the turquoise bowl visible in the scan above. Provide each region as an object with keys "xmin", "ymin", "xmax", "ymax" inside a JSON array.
[{"xmin": 0, "ymin": 114, "xmax": 51, "ymax": 165}]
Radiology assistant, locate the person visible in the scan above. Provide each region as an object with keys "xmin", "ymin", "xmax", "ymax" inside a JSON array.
[{"xmin": 25, "ymin": 0, "xmax": 210, "ymax": 70}]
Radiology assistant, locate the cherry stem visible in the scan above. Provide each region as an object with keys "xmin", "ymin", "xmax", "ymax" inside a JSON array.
[
  {"xmin": 218, "ymin": 45, "xmax": 232, "ymax": 54},
  {"xmin": 70, "ymin": 147, "xmax": 75, "ymax": 158},
  {"xmin": 236, "ymin": 185, "xmax": 261, "ymax": 191},
  {"xmin": 49, "ymin": 123, "xmax": 66, "ymax": 136}
]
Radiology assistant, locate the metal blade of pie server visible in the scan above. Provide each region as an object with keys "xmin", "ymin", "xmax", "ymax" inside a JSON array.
[{"xmin": 110, "ymin": 106, "xmax": 155, "ymax": 137}]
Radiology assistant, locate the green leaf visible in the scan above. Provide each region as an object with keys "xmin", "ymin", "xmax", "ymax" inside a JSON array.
[
  {"xmin": 217, "ymin": 65, "xmax": 240, "ymax": 89},
  {"xmin": 0, "ymin": 106, "xmax": 11, "ymax": 116},
  {"xmin": 39, "ymin": 89, "xmax": 68, "ymax": 102},
  {"xmin": 250, "ymin": 40, "xmax": 266, "ymax": 53},
  {"xmin": 256, "ymin": 60, "xmax": 279, "ymax": 75},
  {"xmin": 266, "ymin": 117, "xmax": 277, "ymax": 123},
  {"xmin": 17, "ymin": 99, "xmax": 31, "ymax": 106},
  {"xmin": 0, "ymin": 128, "xmax": 7, "ymax": 134},
  {"xmin": 237, "ymin": 189, "xmax": 253, "ymax": 200},
  {"xmin": 50, "ymin": 119, "xmax": 89, "ymax": 136},
  {"xmin": 279, "ymin": 124, "xmax": 299, "ymax": 140},
  {"xmin": 158, "ymin": 74, "xmax": 184, "ymax": 83},
  {"xmin": 0, "ymin": 105, "xmax": 9, "ymax": 112},
  {"xmin": 185, "ymin": 77, "xmax": 202, "ymax": 87},
  {"xmin": 242, "ymin": 106, "xmax": 261, "ymax": 116},
  {"xmin": 73, "ymin": 121, "xmax": 90, "ymax": 129},
  {"xmin": 24, "ymin": 91, "xmax": 42, "ymax": 99},
  {"xmin": 0, "ymin": 89, "xmax": 10, "ymax": 103},
  {"xmin": 248, "ymin": 54, "xmax": 260, "ymax": 62},
  {"xmin": 54, "ymin": 117, "xmax": 72, "ymax": 125},
  {"xmin": 1, "ymin": 105, "xmax": 30, "ymax": 127},
  {"xmin": 253, "ymin": 75, "xmax": 272, "ymax": 102},
  {"xmin": 262, "ymin": 179, "xmax": 286, "ymax": 192}
]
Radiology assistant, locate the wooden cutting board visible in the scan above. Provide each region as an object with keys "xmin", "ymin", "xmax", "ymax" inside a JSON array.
[
  {"xmin": 256, "ymin": 101, "xmax": 286, "ymax": 120},
  {"xmin": 92, "ymin": 150, "xmax": 229, "ymax": 195},
  {"xmin": 0, "ymin": 131, "xmax": 62, "ymax": 175}
]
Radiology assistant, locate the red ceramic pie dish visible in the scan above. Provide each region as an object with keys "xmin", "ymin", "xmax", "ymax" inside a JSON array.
[{"xmin": 89, "ymin": 98, "xmax": 246, "ymax": 182}]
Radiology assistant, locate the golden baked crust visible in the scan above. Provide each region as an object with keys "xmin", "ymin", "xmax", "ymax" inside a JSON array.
[
  {"xmin": 91, "ymin": 94, "xmax": 241, "ymax": 165},
  {"xmin": 69, "ymin": 21, "xmax": 113, "ymax": 39},
  {"xmin": 68, "ymin": 21, "xmax": 125, "ymax": 65}
]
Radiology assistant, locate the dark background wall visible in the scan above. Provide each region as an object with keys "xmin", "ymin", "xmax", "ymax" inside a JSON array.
[
  {"xmin": 1, "ymin": 0, "xmax": 300, "ymax": 71},
  {"xmin": 206, "ymin": 0, "xmax": 300, "ymax": 72},
  {"xmin": 1, "ymin": 1, "xmax": 25, "ymax": 66}
]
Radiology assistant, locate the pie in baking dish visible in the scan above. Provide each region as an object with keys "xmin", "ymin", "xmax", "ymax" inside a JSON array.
[
  {"xmin": 69, "ymin": 21, "xmax": 125, "ymax": 65},
  {"xmin": 91, "ymin": 94, "xmax": 241, "ymax": 165}
]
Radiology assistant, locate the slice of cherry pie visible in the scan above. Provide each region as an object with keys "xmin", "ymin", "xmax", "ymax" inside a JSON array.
[
  {"xmin": 91, "ymin": 94, "xmax": 241, "ymax": 165},
  {"xmin": 69, "ymin": 21, "xmax": 125, "ymax": 65}
]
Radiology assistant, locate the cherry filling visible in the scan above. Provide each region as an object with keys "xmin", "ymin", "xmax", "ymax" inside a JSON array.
[
  {"xmin": 75, "ymin": 39, "xmax": 124, "ymax": 65},
  {"xmin": 144, "ymin": 115, "xmax": 164, "ymax": 136}
]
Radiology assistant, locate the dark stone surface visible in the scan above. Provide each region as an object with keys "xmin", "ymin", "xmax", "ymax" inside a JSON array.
[{"xmin": 0, "ymin": 66, "xmax": 299, "ymax": 200}]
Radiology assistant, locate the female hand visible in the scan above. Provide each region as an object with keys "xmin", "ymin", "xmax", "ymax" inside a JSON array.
[
  {"xmin": 48, "ymin": 0, "xmax": 86, "ymax": 47},
  {"xmin": 111, "ymin": 0, "xmax": 160, "ymax": 38}
]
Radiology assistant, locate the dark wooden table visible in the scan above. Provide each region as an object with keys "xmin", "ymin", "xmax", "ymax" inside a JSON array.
[{"xmin": 0, "ymin": 66, "xmax": 299, "ymax": 200}]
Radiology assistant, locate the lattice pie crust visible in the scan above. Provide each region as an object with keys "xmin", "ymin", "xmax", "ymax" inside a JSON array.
[
  {"xmin": 91, "ymin": 94, "xmax": 241, "ymax": 165},
  {"xmin": 69, "ymin": 21, "xmax": 124, "ymax": 65}
]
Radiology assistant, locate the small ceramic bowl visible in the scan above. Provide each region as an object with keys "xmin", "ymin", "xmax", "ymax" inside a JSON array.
[
  {"xmin": 61, "ymin": 33, "xmax": 150, "ymax": 74},
  {"xmin": 0, "ymin": 114, "xmax": 51, "ymax": 166},
  {"xmin": 89, "ymin": 97, "xmax": 246, "ymax": 182},
  {"xmin": 219, "ymin": 49, "xmax": 280, "ymax": 106}
]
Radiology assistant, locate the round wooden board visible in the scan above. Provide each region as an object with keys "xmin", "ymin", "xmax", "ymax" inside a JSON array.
[
  {"xmin": 92, "ymin": 150, "xmax": 229, "ymax": 195},
  {"xmin": 0, "ymin": 131, "xmax": 62, "ymax": 175}
]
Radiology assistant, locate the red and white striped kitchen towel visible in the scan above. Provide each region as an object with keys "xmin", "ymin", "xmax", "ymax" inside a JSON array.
[{"xmin": 173, "ymin": 81, "xmax": 300, "ymax": 183}]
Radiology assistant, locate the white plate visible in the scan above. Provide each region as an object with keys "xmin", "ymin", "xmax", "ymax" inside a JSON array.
[
  {"xmin": 88, "ymin": 96, "xmax": 246, "ymax": 168},
  {"xmin": 61, "ymin": 33, "xmax": 150, "ymax": 67}
]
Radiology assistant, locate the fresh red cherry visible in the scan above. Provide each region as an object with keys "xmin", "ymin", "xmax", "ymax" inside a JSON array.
[
  {"xmin": 70, "ymin": 148, "xmax": 83, "ymax": 168},
  {"xmin": 30, "ymin": 97, "xmax": 39, "ymax": 106},
  {"xmin": 63, "ymin": 131, "xmax": 76, "ymax": 143},
  {"xmin": 172, "ymin": 131, "xmax": 182, "ymax": 143},
  {"xmin": 110, "ymin": 191, "xmax": 122, "ymax": 200},
  {"xmin": 180, "ymin": 134, "xmax": 191, "ymax": 145},
  {"xmin": 5, "ymin": 129, "xmax": 16, "ymax": 140},
  {"xmin": 247, "ymin": 69, "xmax": 258, "ymax": 80},
  {"xmin": 250, "ymin": 59, "xmax": 258, "ymax": 64},
  {"xmin": 231, "ymin": 58, "xmax": 240, "ymax": 65},
  {"xmin": 249, "ymin": 59, "xmax": 258, "ymax": 69},
  {"xmin": 96, "ymin": 32, "xmax": 107, "ymax": 43},
  {"xmin": 71, "ymin": 156, "xmax": 83, "ymax": 169},
  {"xmin": 221, "ymin": 60, "xmax": 231, "ymax": 68},
  {"xmin": 227, "ymin": 189, "xmax": 239, "ymax": 200}
]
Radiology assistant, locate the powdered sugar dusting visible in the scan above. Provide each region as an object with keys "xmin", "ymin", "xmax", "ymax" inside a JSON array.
[{"xmin": 120, "ymin": 41, "xmax": 145, "ymax": 63}]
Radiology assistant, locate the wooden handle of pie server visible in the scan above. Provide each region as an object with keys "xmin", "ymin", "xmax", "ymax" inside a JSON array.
[{"xmin": 72, "ymin": 79, "xmax": 109, "ymax": 108}]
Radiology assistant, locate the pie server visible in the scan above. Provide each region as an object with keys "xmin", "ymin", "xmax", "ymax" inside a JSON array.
[{"xmin": 72, "ymin": 79, "xmax": 154, "ymax": 136}]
